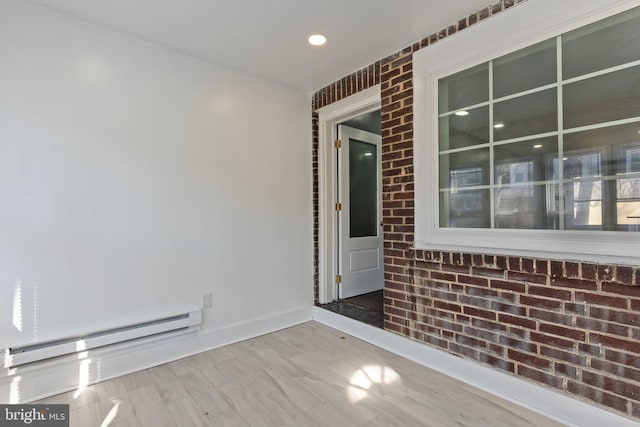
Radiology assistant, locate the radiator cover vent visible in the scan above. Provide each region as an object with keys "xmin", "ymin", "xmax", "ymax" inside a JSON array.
[{"xmin": 4, "ymin": 310, "xmax": 201, "ymax": 368}]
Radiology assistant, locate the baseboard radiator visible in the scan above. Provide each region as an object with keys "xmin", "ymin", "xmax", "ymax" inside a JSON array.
[{"xmin": 3, "ymin": 310, "xmax": 201, "ymax": 368}]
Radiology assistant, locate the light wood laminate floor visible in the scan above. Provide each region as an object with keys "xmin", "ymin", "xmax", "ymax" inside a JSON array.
[{"xmin": 37, "ymin": 321, "xmax": 566, "ymax": 426}]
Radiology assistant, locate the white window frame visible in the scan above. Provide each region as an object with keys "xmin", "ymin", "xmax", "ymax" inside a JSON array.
[{"xmin": 414, "ymin": 0, "xmax": 640, "ymax": 264}]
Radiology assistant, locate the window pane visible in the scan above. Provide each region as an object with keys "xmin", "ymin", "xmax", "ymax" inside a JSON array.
[
  {"xmin": 349, "ymin": 139, "xmax": 377, "ymax": 238},
  {"xmin": 494, "ymin": 137, "xmax": 558, "ymax": 185},
  {"xmin": 617, "ymin": 177, "xmax": 640, "ymax": 227},
  {"xmin": 439, "ymin": 106, "xmax": 489, "ymax": 151},
  {"xmin": 620, "ymin": 146, "xmax": 640, "ymax": 174},
  {"xmin": 564, "ymin": 180, "xmax": 603, "ymax": 229},
  {"xmin": 493, "ymin": 88, "xmax": 557, "ymax": 141},
  {"xmin": 564, "ymin": 122, "xmax": 640, "ymax": 154},
  {"xmin": 562, "ymin": 148, "xmax": 611, "ymax": 230},
  {"xmin": 439, "ymin": 148, "xmax": 490, "ymax": 190},
  {"xmin": 561, "ymin": 145, "xmax": 640, "ymax": 230},
  {"xmin": 563, "ymin": 66, "xmax": 640, "ymax": 129},
  {"xmin": 495, "ymin": 184, "xmax": 559, "ymax": 229},
  {"xmin": 440, "ymin": 189, "xmax": 490, "ymax": 228},
  {"xmin": 493, "ymin": 39, "xmax": 557, "ymax": 99},
  {"xmin": 563, "ymin": 122, "xmax": 640, "ymax": 179},
  {"xmin": 563, "ymin": 153, "xmax": 604, "ymax": 182},
  {"xmin": 616, "ymin": 145, "xmax": 640, "ymax": 229},
  {"xmin": 438, "ymin": 63, "xmax": 489, "ymax": 113},
  {"xmin": 563, "ymin": 6, "xmax": 640, "ymax": 79}
]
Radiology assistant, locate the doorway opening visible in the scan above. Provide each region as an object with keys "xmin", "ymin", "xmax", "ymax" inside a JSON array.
[{"xmin": 317, "ymin": 91, "xmax": 384, "ymax": 328}]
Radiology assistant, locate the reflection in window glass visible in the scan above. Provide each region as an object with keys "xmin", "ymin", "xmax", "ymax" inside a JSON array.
[
  {"xmin": 563, "ymin": 66, "xmax": 640, "ymax": 129},
  {"xmin": 563, "ymin": 7, "xmax": 640, "ymax": 79},
  {"xmin": 617, "ymin": 147, "xmax": 640, "ymax": 227},
  {"xmin": 617, "ymin": 178, "xmax": 640, "ymax": 225},
  {"xmin": 494, "ymin": 137, "xmax": 557, "ymax": 185},
  {"xmin": 495, "ymin": 184, "xmax": 559, "ymax": 230},
  {"xmin": 624, "ymin": 148, "xmax": 640, "ymax": 173},
  {"xmin": 563, "ymin": 152, "xmax": 604, "ymax": 229},
  {"xmin": 565, "ymin": 180, "xmax": 603, "ymax": 228},
  {"xmin": 440, "ymin": 189, "xmax": 490, "ymax": 228},
  {"xmin": 493, "ymin": 39, "xmax": 556, "ymax": 99},
  {"xmin": 495, "ymin": 161, "xmax": 533, "ymax": 185},
  {"xmin": 563, "ymin": 152, "xmax": 602, "ymax": 180},
  {"xmin": 493, "ymin": 89, "xmax": 557, "ymax": 141},
  {"xmin": 439, "ymin": 148, "xmax": 489, "ymax": 190},
  {"xmin": 451, "ymin": 167, "xmax": 483, "ymax": 187},
  {"xmin": 438, "ymin": 63, "xmax": 489, "ymax": 113},
  {"xmin": 439, "ymin": 107, "xmax": 489, "ymax": 151},
  {"xmin": 564, "ymin": 122, "xmax": 640, "ymax": 154}
]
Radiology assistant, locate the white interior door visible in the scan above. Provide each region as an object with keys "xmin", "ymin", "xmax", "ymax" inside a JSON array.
[{"xmin": 338, "ymin": 124, "xmax": 383, "ymax": 299}]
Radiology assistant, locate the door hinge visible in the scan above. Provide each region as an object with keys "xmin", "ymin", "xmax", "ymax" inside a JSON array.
[
  {"xmin": 335, "ymin": 139, "xmax": 342, "ymax": 148},
  {"xmin": 335, "ymin": 275, "xmax": 342, "ymax": 284},
  {"xmin": 335, "ymin": 202, "xmax": 342, "ymax": 211}
]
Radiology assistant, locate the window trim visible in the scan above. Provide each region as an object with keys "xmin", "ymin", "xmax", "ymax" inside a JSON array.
[{"xmin": 414, "ymin": 0, "xmax": 640, "ymax": 264}]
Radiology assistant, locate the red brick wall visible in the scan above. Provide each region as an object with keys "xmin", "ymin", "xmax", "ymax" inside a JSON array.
[
  {"xmin": 387, "ymin": 250, "xmax": 640, "ymax": 417},
  {"xmin": 312, "ymin": 0, "xmax": 640, "ymax": 420}
]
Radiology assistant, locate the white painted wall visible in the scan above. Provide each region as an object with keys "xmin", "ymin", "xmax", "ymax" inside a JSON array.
[{"xmin": 0, "ymin": 0, "xmax": 312, "ymax": 352}]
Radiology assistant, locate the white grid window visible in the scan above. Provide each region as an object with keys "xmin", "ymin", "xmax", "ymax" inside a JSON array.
[
  {"xmin": 413, "ymin": 0, "xmax": 640, "ymax": 263},
  {"xmin": 437, "ymin": 6, "xmax": 640, "ymax": 232}
]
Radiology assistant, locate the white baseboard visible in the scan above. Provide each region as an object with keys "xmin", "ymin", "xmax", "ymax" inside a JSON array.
[
  {"xmin": 0, "ymin": 306, "xmax": 313, "ymax": 404},
  {"xmin": 312, "ymin": 307, "xmax": 637, "ymax": 427}
]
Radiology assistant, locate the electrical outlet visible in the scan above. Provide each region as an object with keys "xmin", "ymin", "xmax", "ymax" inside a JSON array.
[{"xmin": 203, "ymin": 293, "xmax": 213, "ymax": 309}]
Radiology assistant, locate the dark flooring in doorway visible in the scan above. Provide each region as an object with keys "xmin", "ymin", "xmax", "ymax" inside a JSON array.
[{"xmin": 320, "ymin": 290, "xmax": 384, "ymax": 328}]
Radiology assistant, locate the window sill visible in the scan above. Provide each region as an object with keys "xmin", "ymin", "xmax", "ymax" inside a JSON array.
[{"xmin": 415, "ymin": 227, "xmax": 640, "ymax": 266}]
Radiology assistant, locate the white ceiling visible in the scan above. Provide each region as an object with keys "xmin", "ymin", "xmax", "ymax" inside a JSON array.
[{"xmin": 33, "ymin": 0, "xmax": 493, "ymax": 92}]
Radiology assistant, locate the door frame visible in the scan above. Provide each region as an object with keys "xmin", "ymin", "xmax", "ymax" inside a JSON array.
[{"xmin": 317, "ymin": 85, "xmax": 381, "ymax": 304}]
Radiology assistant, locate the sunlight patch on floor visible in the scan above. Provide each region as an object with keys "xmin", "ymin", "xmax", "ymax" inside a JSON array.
[
  {"xmin": 348, "ymin": 365, "xmax": 400, "ymax": 403},
  {"xmin": 100, "ymin": 399, "xmax": 120, "ymax": 427}
]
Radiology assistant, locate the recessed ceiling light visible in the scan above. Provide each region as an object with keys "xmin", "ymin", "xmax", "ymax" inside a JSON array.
[
  {"xmin": 454, "ymin": 110, "xmax": 469, "ymax": 116},
  {"xmin": 494, "ymin": 123, "xmax": 505, "ymax": 129},
  {"xmin": 534, "ymin": 144, "xmax": 543, "ymax": 149},
  {"xmin": 364, "ymin": 152, "xmax": 373, "ymax": 156},
  {"xmin": 308, "ymin": 34, "xmax": 327, "ymax": 46},
  {"xmin": 563, "ymin": 157, "xmax": 568, "ymax": 161}
]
